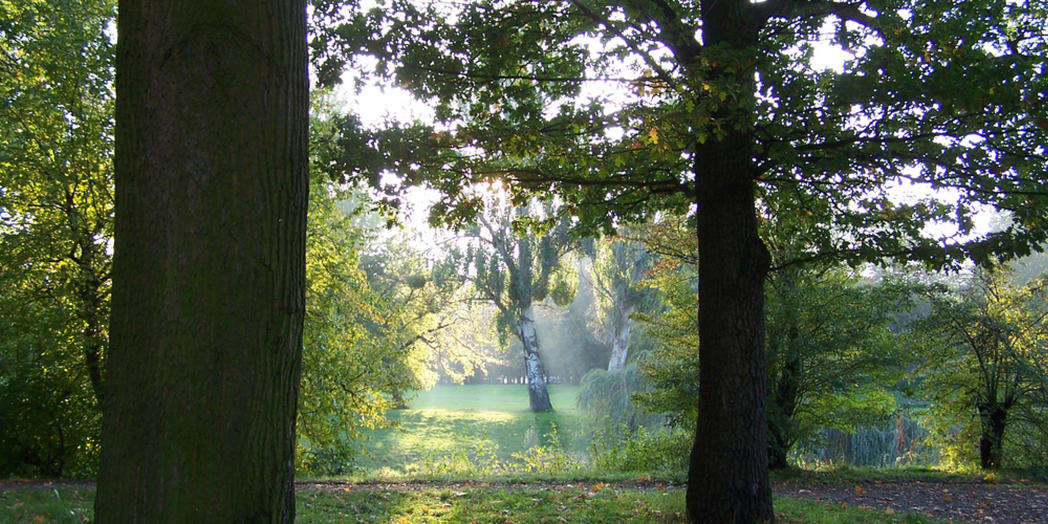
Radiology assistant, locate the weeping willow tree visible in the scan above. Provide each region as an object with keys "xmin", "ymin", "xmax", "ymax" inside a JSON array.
[
  {"xmin": 576, "ymin": 363, "xmax": 664, "ymax": 432},
  {"xmin": 453, "ymin": 195, "xmax": 576, "ymax": 411}
]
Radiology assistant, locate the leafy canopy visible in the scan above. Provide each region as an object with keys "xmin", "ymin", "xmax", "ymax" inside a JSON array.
[{"xmin": 312, "ymin": 0, "xmax": 1048, "ymax": 268}]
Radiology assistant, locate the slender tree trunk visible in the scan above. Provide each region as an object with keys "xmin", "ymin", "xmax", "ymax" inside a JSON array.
[
  {"xmin": 75, "ymin": 252, "xmax": 106, "ymax": 405},
  {"xmin": 95, "ymin": 2, "xmax": 308, "ymax": 522},
  {"xmin": 607, "ymin": 306, "xmax": 633, "ymax": 370},
  {"xmin": 67, "ymin": 211, "xmax": 110, "ymax": 405},
  {"xmin": 518, "ymin": 304, "xmax": 553, "ymax": 412},
  {"xmin": 687, "ymin": 1, "xmax": 773, "ymax": 521},
  {"xmin": 768, "ymin": 351, "xmax": 801, "ymax": 470},
  {"xmin": 769, "ymin": 278, "xmax": 802, "ymax": 470}
]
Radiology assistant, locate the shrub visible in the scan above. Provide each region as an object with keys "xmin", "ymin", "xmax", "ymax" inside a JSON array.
[{"xmin": 591, "ymin": 425, "xmax": 691, "ymax": 475}]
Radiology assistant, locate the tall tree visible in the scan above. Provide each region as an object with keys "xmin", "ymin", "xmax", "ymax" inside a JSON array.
[
  {"xmin": 923, "ymin": 266, "xmax": 1048, "ymax": 470},
  {"xmin": 0, "ymin": 0, "xmax": 114, "ymax": 475},
  {"xmin": 313, "ymin": 0, "xmax": 1048, "ymax": 520},
  {"xmin": 590, "ymin": 236, "xmax": 656, "ymax": 370},
  {"xmin": 764, "ymin": 265, "xmax": 916, "ymax": 469},
  {"xmin": 95, "ymin": 2, "xmax": 308, "ymax": 521},
  {"xmin": 453, "ymin": 197, "xmax": 576, "ymax": 411}
]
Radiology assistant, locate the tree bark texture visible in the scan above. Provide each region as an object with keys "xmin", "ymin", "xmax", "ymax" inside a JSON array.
[
  {"xmin": 689, "ymin": 131, "xmax": 774, "ymax": 524},
  {"xmin": 687, "ymin": 0, "xmax": 774, "ymax": 521},
  {"xmin": 518, "ymin": 304, "xmax": 553, "ymax": 412},
  {"xmin": 95, "ymin": 2, "xmax": 308, "ymax": 522}
]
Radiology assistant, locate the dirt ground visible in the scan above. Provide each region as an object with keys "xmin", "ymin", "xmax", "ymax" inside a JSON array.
[
  {"xmin": 305, "ymin": 478, "xmax": 1048, "ymax": 523},
  {"xmin": 774, "ymin": 478, "xmax": 1048, "ymax": 523}
]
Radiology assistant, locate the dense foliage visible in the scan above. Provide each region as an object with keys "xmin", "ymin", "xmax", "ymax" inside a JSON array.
[
  {"xmin": 312, "ymin": 1, "xmax": 1048, "ymax": 518},
  {"xmin": 3, "ymin": 1, "xmax": 1048, "ymax": 506},
  {"xmin": 921, "ymin": 264, "xmax": 1048, "ymax": 470},
  {"xmin": 0, "ymin": 0, "xmax": 115, "ymax": 477},
  {"xmin": 298, "ymin": 172, "xmax": 411, "ymax": 474}
]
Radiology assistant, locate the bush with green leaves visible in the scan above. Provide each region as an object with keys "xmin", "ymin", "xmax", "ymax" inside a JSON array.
[
  {"xmin": 590, "ymin": 425, "xmax": 691, "ymax": 475},
  {"xmin": 409, "ymin": 424, "xmax": 584, "ymax": 477}
]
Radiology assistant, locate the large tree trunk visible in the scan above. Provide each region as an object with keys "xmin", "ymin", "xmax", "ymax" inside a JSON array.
[
  {"xmin": 687, "ymin": 1, "xmax": 774, "ymax": 521},
  {"xmin": 689, "ymin": 134, "xmax": 774, "ymax": 524},
  {"xmin": 518, "ymin": 304, "xmax": 553, "ymax": 412},
  {"xmin": 977, "ymin": 401, "xmax": 1008, "ymax": 469},
  {"xmin": 95, "ymin": 2, "xmax": 308, "ymax": 522}
]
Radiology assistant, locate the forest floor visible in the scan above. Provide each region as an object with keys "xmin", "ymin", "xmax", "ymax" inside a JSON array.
[
  {"xmin": 302, "ymin": 478, "xmax": 1048, "ymax": 523},
  {"xmin": 773, "ymin": 476, "xmax": 1048, "ymax": 523},
  {"xmin": 4, "ymin": 477, "xmax": 1047, "ymax": 522}
]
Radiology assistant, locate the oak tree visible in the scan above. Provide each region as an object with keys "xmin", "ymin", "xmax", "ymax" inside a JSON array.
[
  {"xmin": 95, "ymin": 2, "xmax": 309, "ymax": 521},
  {"xmin": 313, "ymin": 0, "xmax": 1048, "ymax": 520}
]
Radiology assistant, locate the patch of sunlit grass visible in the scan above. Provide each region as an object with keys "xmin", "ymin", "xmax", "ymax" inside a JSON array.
[
  {"xmin": 0, "ymin": 485, "xmax": 957, "ymax": 523},
  {"xmin": 358, "ymin": 385, "xmax": 587, "ymax": 476},
  {"xmin": 298, "ymin": 485, "xmax": 687, "ymax": 523}
]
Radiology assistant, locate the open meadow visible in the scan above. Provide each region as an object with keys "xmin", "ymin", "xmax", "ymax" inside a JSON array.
[
  {"xmin": 1, "ymin": 379, "xmax": 965, "ymax": 524},
  {"xmin": 357, "ymin": 385, "xmax": 589, "ymax": 477},
  {"xmin": 2, "ymin": 384, "xmax": 980, "ymax": 522}
]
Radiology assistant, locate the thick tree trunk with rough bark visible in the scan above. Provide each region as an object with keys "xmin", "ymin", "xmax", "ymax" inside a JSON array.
[
  {"xmin": 518, "ymin": 304, "xmax": 553, "ymax": 412},
  {"xmin": 689, "ymin": 135, "xmax": 774, "ymax": 523},
  {"xmin": 687, "ymin": 1, "xmax": 774, "ymax": 521},
  {"xmin": 95, "ymin": 2, "xmax": 308, "ymax": 522}
]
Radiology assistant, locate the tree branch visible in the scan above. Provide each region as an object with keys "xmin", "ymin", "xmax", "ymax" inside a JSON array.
[{"xmin": 757, "ymin": 0, "xmax": 878, "ymax": 29}]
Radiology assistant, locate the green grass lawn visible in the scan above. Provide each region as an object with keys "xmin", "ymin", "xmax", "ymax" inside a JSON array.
[
  {"xmin": 0, "ymin": 485, "xmax": 946, "ymax": 523},
  {"xmin": 358, "ymin": 385, "xmax": 588, "ymax": 477},
  {"xmin": 0, "ymin": 484, "xmax": 686, "ymax": 523},
  {"xmin": 0, "ymin": 385, "xmax": 957, "ymax": 522},
  {"xmin": 401, "ymin": 384, "xmax": 581, "ymax": 412}
]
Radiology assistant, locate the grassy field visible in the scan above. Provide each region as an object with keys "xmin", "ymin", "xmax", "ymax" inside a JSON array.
[
  {"xmin": 0, "ymin": 385, "xmax": 955, "ymax": 522},
  {"xmin": 0, "ymin": 484, "xmax": 947, "ymax": 523},
  {"xmin": 358, "ymin": 384, "xmax": 588, "ymax": 476}
]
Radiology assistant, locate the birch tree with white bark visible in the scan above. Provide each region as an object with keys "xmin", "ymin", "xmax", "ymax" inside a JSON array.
[
  {"xmin": 455, "ymin": 196, "xmax": 576, "ymax": 411},
  {"xmin": 590, "ymin": 237, "xmax": 656, "ymax": 370}
]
